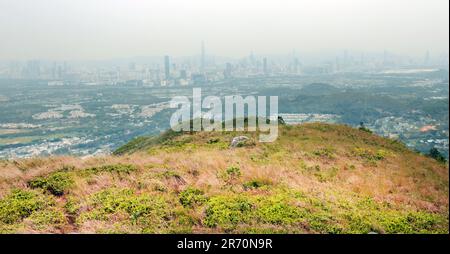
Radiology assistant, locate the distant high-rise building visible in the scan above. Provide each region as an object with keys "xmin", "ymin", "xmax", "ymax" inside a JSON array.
[
  {"xmin": 263, "ymin": 58, "xmax": 268, "ymax": 75},
  {"xmin": 57, "ymin": 65, "xmax": 63, "ymax": 79},
  {"xmin": 293, "ymin": 57, "xmax": 299, "ymax": 74},
  {"xmin": 129, "ymin": 62, "xmax": 136, "ymax": 71},
  {"xmin": 224, "ymin": 62, "xmax": 232, "ymax": 79},
  {"xmin": 201, "ymin": 41, "xmax": 205, "ymax": 72},
  {"xmin": 424, "ymin": 50, "xmax": 430, "ymax": 66},
  {"xmin": 164, "ymin": 55, "xmax": 170, "ymax": 80},
  {"xmin": 51, "ymin": 62, "xmax": 57, "ymax": 79},
  {"xmin": 343, "ymin": 50, "xmax": 349, "ymax": 65},
  {"xmin": 25, "ymin": 60, "xmax": 40, "ymax": 79},
  {"xmin": 291, "ymin": 49, "xmax": 296, "ymax": 70},
  {"xmin": 249, "ymin": 52, "xmax": 255, "ymax": 67},
  {"xmin": 335, "ymin": 57, "xmax": 340, "ymax": 72},
  {"xmin": 192, "ymin": 73, "xmax": 206, "ymax": 85},
  {"xmin": 180, "ymin": 69, "xmax": 187, "ymax": 80}
]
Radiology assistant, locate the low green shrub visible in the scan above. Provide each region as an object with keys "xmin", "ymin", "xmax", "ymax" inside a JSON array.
[
  {"xmin": 314, "ymin": 167, "xmax": 339, "ymax": 182},
  {"xmin": 157, "ymin": 170, "xmax": 182, "ymax": 179},
  {"xmin": 380, "ymin": 211, "xmax": 447, "ymax": 234},
  {"xmin": 64, "ymin": 196, "xmax": 80, "ymax": 215},
  {"xmin": 313, "ymin": 147, "xmax": 336, "ymax": 159},
  {"xmin": 207, "ymin": 138, "xmax": 220, "ymax": 144},
  {"xmin": 84, "ymin": 164, "xmax": 137, "ymax": 175},
  {"xmin": 256, "ymin": 201, "xmax": 303, "ymax": 225},
  {"xmin": 224, "ymin": 166, "xmax": 241, "ymax": 182},
  {"xmin": 27, "ymin": 208, "xmax": 66, "ymax": 229},
  {"xmin": 359, "ymin": 126, "xmax": 372, "ymax": 133},
  {"xmin": 339, "ymin": 197, "xmax": 448, "ymax": 234},
  {"xmin": 427, "ymin": 148, "xmax": 447, "ymax": 163},
  {"xmin": 243, "ymin": 179, "xmax": 271, "ymax": 190},
  {"xmin": 79, "ymin": 188, "xmax": 170, "ymax": 233},
  {"xmin": 28, "ymin": 171, "xmax": 74, "ymax": 196},
  {"xmin": 0, "ymin": 189, "xmax": 52, "ymax": 224},
  {"xmin": 179, "ymin": 187, "xmax": 207, "ymax": 208},
  {"xmin": 169, "ymin": 208, "xmax": 197, "ymax": 233},
  {"xmin": 204, "ymin": 196, "xmax": 253, "ymax": 230},
  {"xmin": 352, "ymin": 148, "xmax": 389, "ymax": 162}
]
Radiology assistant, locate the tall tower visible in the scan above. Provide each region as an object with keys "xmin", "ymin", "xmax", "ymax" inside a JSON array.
[
  {"xmin": 201, "ymin": 41, "xmax": 206, "ymax": 72},
  {"xmin": 164, "ymin": 55, "xmax": 170, "ymax": 80},
  {"xmin": 424, "ymin": 50, "xmax": 430, "ymax": 66},
  {"xmin": 263, "ymin": 57, "xmax": 268, "ymax": 75},
  {"xmin": 224, "ymin": 62, "xmax": 232, "ymax": 79}
]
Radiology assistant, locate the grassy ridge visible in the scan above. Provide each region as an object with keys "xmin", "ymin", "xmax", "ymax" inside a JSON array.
[{"xmin": 0, "ymin": 123, "xmax": 448, "ymax": 233}]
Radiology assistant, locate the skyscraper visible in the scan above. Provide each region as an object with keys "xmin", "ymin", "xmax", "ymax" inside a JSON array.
[
  {"xmin": 224, "ymin": 62, "xmax": 232, "ymax": 79},
  {"xmin": 293, "ymin": 57, "xmax": 299, "ymax": 74},
  {"xmin": 25, "ymin": 60, "xmax": 40, "ymax": 79},
  {"xmin": 201, "ymin": 41, "xmax": 205, "ymax": 72},
  {"xmin": 164, "ymin": 55, "xmax": 170, "ymax": 80},
  {"xmin": 263, "ymin": 57, "xmax": 268, "ymax": 75},
  {"xmin": 180, "ymin": 69, "xmax": 187, "ymax": 80},
  {"xmin": 424, "ymin": 50, "xmax": 430, "ymax": 66}
]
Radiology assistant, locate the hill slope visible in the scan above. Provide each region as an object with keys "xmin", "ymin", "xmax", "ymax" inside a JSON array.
[{"xmin": 0, "ymin": 123, "xmax": 448, "ymax": 233}]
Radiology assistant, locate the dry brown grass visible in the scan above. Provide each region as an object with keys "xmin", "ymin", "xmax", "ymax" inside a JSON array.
[{"xmin": 0, "ymin": 123, "xmax": 448, "ymax": 233}]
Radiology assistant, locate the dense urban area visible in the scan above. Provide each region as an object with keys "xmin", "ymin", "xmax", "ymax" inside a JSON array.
[{"xmin": 0, "ymin": 47, "xmax": 448, "ymax": 159}]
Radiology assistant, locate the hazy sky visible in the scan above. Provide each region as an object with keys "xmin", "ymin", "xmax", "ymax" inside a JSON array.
[{"xmin": 0, "ymin": 0, "xmax": 448, "ymax": 60}]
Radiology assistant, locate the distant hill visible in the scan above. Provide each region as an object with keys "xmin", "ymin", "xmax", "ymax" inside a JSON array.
[
  {"xmin": 0, "ymin": 123, "xmax": 448, "ymax": 233},
  {"xmin": 299, "ymin": 83, "xmax": 340, "ymax": 96}
]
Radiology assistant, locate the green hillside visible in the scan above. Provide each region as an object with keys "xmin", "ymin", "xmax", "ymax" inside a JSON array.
[{"xmin": 0, "ymin": 123, "xmax": 448, "ymax": 233}]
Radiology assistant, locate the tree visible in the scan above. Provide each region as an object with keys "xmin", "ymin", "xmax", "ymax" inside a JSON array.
[
  {"xmin": 427, "ymin": 148, "xmax": 447, "ymax": 163},
  {"xmin": 358, "ymin": 121, "xmax": 372, "ymax": 133}
]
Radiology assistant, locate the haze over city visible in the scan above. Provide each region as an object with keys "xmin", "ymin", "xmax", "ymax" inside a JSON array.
[
  {"xmin": 0, "ymin": 0, "xmax": 448, "ymax": 60},
  {"xmin": 0, "ymin": 0, "xmax": 449, "ymax": 237}
]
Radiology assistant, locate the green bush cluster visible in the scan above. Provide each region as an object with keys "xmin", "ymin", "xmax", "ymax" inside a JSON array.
[
  {"xmin": 392, "ymin": 212, "xmax": 446, "ymax": 233},
  {"xmin": 338, "ymin": 196, "xmax": 448, "ymax": 234},
  {"xmin": 157, "ymin": 170, "xmax": 182, "ymax": 179},
  {"xmin": 427, "ymin": 148, "xmax": 447, "ymax": 163},
  {"xmin": 302, "ymin": 165, "xmax": 339, "ymax": 182},
  {"xmin": 231, "ymin": 136, "xmax": 255, "ymax": 148},
  {"xmin": 256, "ymin": 200, "xmax": 304, "ymax": 225},
  {"xmin": 179, "ymin": 187, "xmax": 207, "ymax": 208},
  {"xmin": 0, "ymin": 189, "xmax": 53, "ymax": 224},
  {"xmin": 225, "ymin": 166, "xmax": 241, "ymax": 179},
  {"xmin": 207, "ymin": 138, "xmax": 220, "ymax": 144},
  {"xmin": 203, "ymin": 194, "xmax": 306, "ymax": 232},
  {"xmin": 201, "ymin": 191, "xmax": 449, "ymax": 234},
  {"xmin": 352, "ymin": 148, "xmax": 388, "ymax": 162},
  {"xmin": 80, "ymin": 188, "xmax": 170, "ymax": 233},
  {"xmin": 313, "ymin": 147, "xmax": 336, "ymax": 159},
  {"xmin": 342, "ymin": 209, "xmax": 447, "ymax": 234},
  {"xmin": 27, "ymin": 208, "xmax": 66, "ymax": 229},
  {"xmin": 84, "ymin": 164, "xmax": 137, "ymax": 175},
  {"xmin": 28, "ymin": 171, "xmax": 74, "ymax": 196},
  {"xmin": 206, "ymin": 138, "xmax": 229, "ymax": 149},
  {"xmin": 358, "ymin": 126, "xmax": 373, "ymax": 133},
  {"xmin": 168, "ymin": 208, "xmax": 197, "ymax": 233},
  {"xmin": 314, "ymin": 166, "xmax": 339, "ymax": 182},
  {"xmin": 64, "ymin": 196, "xmax": 80, "ymax": 215},
  {"xmin": 114, "ymin": 129, "xmax": 184, "ymax": 155},
  {"xmin": 204, "ymin": 196, "xmax": 253, "ymax": 230},
  {"xmin": 243, "ymin": 179, "xmax": 271, "ymax": 190}
]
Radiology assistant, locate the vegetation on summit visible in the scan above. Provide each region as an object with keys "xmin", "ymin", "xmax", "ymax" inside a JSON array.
[{"xmin": 0, "ymin": 123, "xmax": 448, "ymax": 233}]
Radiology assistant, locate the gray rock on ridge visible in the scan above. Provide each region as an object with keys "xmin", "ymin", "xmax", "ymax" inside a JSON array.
[{"xmin": 230, "ymin": 136, "xmax": 250, "ymax": 148}]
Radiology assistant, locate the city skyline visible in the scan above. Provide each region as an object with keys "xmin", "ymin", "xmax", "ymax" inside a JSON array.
[
  {"xmin": 0, "ymin": 0, "xmax": 448, "ymax": 61},
  {"xmin": 1, "ymin": 43, "xmax": 447, "ymax": 66}
]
